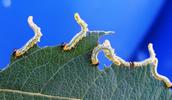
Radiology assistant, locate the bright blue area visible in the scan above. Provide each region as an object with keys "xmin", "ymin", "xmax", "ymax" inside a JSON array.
[
  {"xmin": 0, "ymin": 0, "xmax": 167, "ymax": 76},
  {"xmin": 133, "ymin": 0, "xmax": 172, "ymax": 81}
]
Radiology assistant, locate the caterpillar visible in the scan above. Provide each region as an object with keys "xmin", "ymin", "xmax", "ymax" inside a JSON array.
[
  {"xmin": 13, "ymin": 16, "xmax": 43, "ymax": 58},
  {"xmin": 91, "ymin": 40, "xmax": 121, "ymax": 65},
  {"xmin": 91, "ymin": 41, "xmax": 172, "ymax": 88},
  {"xmin": 63, "ymin": 13, "xmax": 89, "ymax": 51}
]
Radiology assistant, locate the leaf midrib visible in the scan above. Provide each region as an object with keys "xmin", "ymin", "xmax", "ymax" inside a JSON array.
[{"xmin": 0, "ymin": 89, "xmax": 80, "ymax": 100}]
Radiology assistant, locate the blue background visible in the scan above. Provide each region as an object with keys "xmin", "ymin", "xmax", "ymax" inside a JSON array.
[{"xmin": 0, "ymin": 0, "xmax": 172, "ymax": 81}]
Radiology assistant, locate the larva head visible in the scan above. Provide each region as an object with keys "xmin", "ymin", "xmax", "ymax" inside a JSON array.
[
  {"xmin": 92, "ymin": 61, "xmax": 99, "ymax": 66},
  {"xmin": 60, "ymin": 42, "xmax": 66, "ymax": 48},
  {"xmin": 93, "ymin": 62, "xmax": 99, "ymax": 66},
  {"xmin": 12, "ymin": 49, "xmax": 21, "ymax": 58},
  {"xmin": 167, "ymin": 84, "xmax": 172, "ymax": 88},
  {"xmin": 63, "ymin": 44, "xmax": 70, "ymax": 51},
  {"xmin": 61, "ymin": 42, "xmax": 69, "ymax": 51},
  {"xmin": 91, "ymin": 57, "xmax": 99, "ymax": 66}
]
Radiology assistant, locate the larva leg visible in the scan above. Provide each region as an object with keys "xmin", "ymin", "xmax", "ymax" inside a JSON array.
[
  {"xmin": 63, "ymin": 13, "xmax": 89, "ymax": 51},
  {"xmin": 13, "ymin": 16, "xmax": 43, "ymax": 58},
  {"xmin": 91, "ymin": 40, "xmax": 121, "ymax": 66}
]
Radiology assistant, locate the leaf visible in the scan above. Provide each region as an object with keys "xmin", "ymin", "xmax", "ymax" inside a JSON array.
[{"xmin": 0, "ymin": 31, "xmax": 172, "ymax": 100}]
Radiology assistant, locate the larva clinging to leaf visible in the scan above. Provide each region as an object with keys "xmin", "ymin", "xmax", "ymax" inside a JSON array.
[
  {"xmin": 91, "ymin": 39, "xmax": 121, "ymax": 66},
  {"xmin": 114, "ymin": 43, "xmax": 156, "ymax": 67},
  {"xmin": 63, "ymin": 13, "xmax": 89, "ymax": 51},
  {"xmin": 13, "ymin": 16, "xmax": 43, "ymax": 58}
]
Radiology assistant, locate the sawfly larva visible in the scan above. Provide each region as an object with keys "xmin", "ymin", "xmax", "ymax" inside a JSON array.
[
  {"xmin": 63, "ymin": 13, "xmax": 89, "ymax": 51},
  {"xmin": 13, "ymin": 16, "xmax": 43, "ymax": 58},
  {"xmin": 91, "ymin": 39, "xmax": 121, "ymax": 65}
]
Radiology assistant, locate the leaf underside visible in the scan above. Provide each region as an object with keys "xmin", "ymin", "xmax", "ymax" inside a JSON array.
[{"xmin": 0, "ymin": 31, "xmax": 172, "ymax": 100}]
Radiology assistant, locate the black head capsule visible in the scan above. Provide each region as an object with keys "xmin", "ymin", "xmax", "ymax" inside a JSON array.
[
  {"xmin": 164, "ymin": 83, "xmax": 172, "ymax": 89},
  {"xmin": 12, "ymin": 49, "xmax": 17, "ymax": 56},
  {"xmin": 93, "ymin": 62, "xmax": 99, "ymax": 66},
  {"xmin": 60, "ymin": 42, "xmax": 66, "ymax": 48},
  {"xmin": 129, "ymin": 62, "xmax": 135, "ymax": 67}
]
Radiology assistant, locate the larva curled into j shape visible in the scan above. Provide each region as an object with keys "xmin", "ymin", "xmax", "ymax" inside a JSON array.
[
  {"xmin": 63, "ymin": 13, "xmax": 89, "ymax": 51},
  {"xmin": 91, "ymin": 39, "xmax": 121, "ymax": 66},
  {"xmin": 13, "ymin": 16, "xmax": 43, "ymax": 58}
]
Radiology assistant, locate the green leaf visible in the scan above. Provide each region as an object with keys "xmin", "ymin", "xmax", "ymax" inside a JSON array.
[{"xmin": 0, "ymin": 31, "xmax": 172, "ymax": 100}]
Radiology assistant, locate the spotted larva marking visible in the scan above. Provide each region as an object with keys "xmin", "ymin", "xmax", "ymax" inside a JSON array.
[
  {"xmin": 63, "ymin": 13, "xmax": 89, "ymax": 51},
  {"xmin": 91, "ymin": 39, "xmax": 121, "ymax": 65},
  {"xmin": 13, "ymin": 16, "xmax": 43, "ymax": 58}
]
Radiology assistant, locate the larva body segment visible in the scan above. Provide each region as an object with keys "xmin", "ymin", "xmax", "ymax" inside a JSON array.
[
  {"xmin": 13, "ymin": 16, "xmax": 43, "ymax": 58},
  {"xmin": 151, "ymin": 58, "xmax": 172, "ymax": 88},
  {"xmin": 63, "ymin": 13, "xmax": 89, "ymax": 51},
  {"xmin": 102, "ymin": 40, "xmax": 121, "ymax": 65},
  {"xmin": 91, "ymin": 44, "xmax": 102, "ymax": 65}
]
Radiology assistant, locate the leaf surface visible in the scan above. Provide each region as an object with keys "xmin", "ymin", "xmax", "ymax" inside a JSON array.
[{"xmin": 0, "ymin": 32, "xmax": 171, "ymax": 100}]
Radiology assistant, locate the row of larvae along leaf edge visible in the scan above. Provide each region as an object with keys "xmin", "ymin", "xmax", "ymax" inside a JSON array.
[{"xmin": 10, "ymin": 13, "xmax": 172, "ymax": 88}]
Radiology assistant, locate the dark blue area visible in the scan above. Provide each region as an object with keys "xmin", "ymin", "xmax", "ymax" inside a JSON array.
[
  {"xmin": 133, "ymin": 0, "xmax": 172, "ymax": 81},
  {"xmin": 0, "ymin": 0, "xmax": 171, "ymax": 81}
]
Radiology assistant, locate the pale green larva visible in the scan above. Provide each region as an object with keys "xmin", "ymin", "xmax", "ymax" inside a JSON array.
[
  {"xmin": 13, "ymin": 16, "xmax": 43, "ymax": 58},
  {"xmin": 63, "ymin": 13, "xmax": 89, "ymax": 51},
  {"xmin": 91, "ymin": 40, "xmax": 121, "ymax": 65}
]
